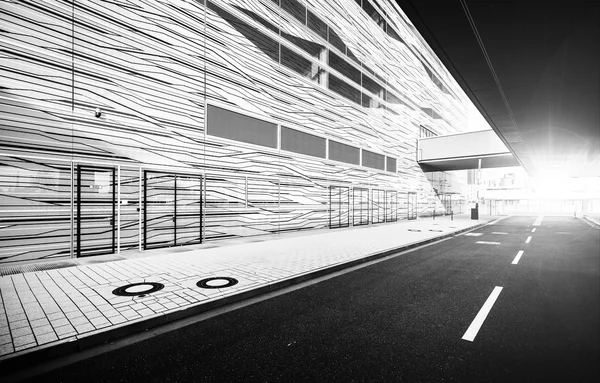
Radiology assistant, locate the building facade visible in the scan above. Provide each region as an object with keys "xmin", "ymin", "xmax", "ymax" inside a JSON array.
[{"xmin": 0, "ymin": 0, "xmax": 471, "ymax": 264}]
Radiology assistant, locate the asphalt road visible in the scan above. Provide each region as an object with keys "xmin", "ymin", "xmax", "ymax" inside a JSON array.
[{"xmin": 24, "ymin": 216, "xmax": 600, "ymax": 382}]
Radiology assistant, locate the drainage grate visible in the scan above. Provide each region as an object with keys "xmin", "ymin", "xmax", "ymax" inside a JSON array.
[
  {"xmin": 0, "ymin": 261, "xmax": 77, "ymax": 277},
  {"xmin": 112, "ymin": 282, "xmax": 164, "ymax": 297},
  {"xmin": 197, "ymin": 277, "xmax": 238, "ymax": 289}
]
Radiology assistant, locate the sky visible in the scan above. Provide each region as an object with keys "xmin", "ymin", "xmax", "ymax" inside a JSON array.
[{"xmin": 466, "ymin": 103, "xmax": 491, "ymax": 132}]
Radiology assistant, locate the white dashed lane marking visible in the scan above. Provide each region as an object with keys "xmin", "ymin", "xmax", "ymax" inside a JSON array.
[
  {"xmin": 462, "ymin": 286, "xmax": 503, "ymax": 342},
  {"xmin": 533, "ymin": 216, "xmax": 544, "ymax": 226},
  {"xmin": 525, "ymin": 236, "xmax": 532, "ymax": 244},
  {"xmin": 512, "ymin": 250, "xmax": 524, "ymax": 265},
  {"xmin": 491, "ymin": 232, "xmax": 508, "ymax": 235},
  {"xmin": 476, "ymin": 241, "xmax": 501, "ymax": 245},
  {"xmin": 532, "ymin": 228, "xmax": 536, "ymax": 233}
]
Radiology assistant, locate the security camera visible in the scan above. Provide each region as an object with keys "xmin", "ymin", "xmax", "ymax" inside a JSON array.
[{"xmin": 95, "ymin": 108, "xmax": 102, "ymax": 118}]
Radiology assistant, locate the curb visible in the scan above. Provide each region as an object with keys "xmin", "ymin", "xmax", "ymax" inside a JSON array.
[
  {"xmin": 0, "ymin": 219, "xmax": 494, "ymax": 373},
  {"xmin": 582, "ymin": 215, "xmax": 600, "ymax": 228}
]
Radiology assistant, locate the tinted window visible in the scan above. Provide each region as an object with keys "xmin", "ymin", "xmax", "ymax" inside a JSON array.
[
  {"xmin": 282, "ymin": 0, "xmax": 306, "ymax": 25},
  {"xmin": 362, "ymin": 149, "xmax": 385, "ymax": 170},
  {"xmin": 307, "ymin": 10, "xmax": 327, "ymax": 40},
  {"xmin": 207, "ymin": 105, "xmax": 277, "ymax": 148},
  {"xmin": 329, "ymin": 140, "xmax": 360, "ymax": 165},
  {"xmin": 386, "ymin": 157, "xmax": 397, "ymax": 173},
  {"xmin": 329, "ymin": 74, "xmax": 361, "ymax": 105},
  {"xmin": 329, "ymin": 51, "xmax": 361, "ymax": 85},
  {"xmin": 281, "ymin": 127, "xmax": 326, "ymax": 158}
]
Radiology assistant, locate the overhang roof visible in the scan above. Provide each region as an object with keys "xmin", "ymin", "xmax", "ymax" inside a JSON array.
[{"xmin": 396, "ymin": 0, "xmax": 599, "ymax": 177}]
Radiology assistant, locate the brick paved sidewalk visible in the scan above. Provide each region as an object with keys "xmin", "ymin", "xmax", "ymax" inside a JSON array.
[{"xmin": 0, "ymin": 215, "xmax": 496, "ymax": 365}]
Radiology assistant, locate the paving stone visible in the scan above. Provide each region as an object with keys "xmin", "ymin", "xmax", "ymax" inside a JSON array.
[
  {"xmin": 108, "ymin": 316, "xmax": 127, "ymax": 325},
  {"xmin": 47, "ymin": 312, "xmax": 66, "ymax": 321},
  {"xmin": 35, "ymin": 332, "xmax": 58, "ymax": 345},
  {"xmin": 41, "ymin": 305, "xmax": 62, "ymax": 314},
  {"xmin": 102, "ymin": 310, "xmax": 121, "ymax": 318},
  {"xmin": 129, "ymin": 303, "xmax": 147, "ymax": 311},
  {"xmin": 0, "ymin": 334, "xmax": 11, "ymax": 345},
  {"xmin": 50, "ymin": 318, "xmax": 70, "ymax": 328},
  {"xmin": 0, "ymin": 343, "xmax": 15, "ymax": 356},
  {"xmin": 11, "ymin": 326, "xmax": 32, "ymax": 338},
  {"xmin": 32, "ymin": 325, "xmax": 54, "ymax": 336},
  {"xmin": 79, "ymin": 305, "xmax": 97, "ymax": 313},
  {"xmin": 162, "ymin": 302, "xmax": 179, "ymax": 310},
  {"xmin": 137, "ymin": 309, "xmax": 155, "ymax": 317},
  {"xmin": 14, "ymin": 342, "xmax": 37, "ymax": 352},
  {"xmin": 89, "ymin": 317, "xmax": 111, "ymax": 328},
  {"xmin": 54, "ymin": 324, "xmax": 76, "ymax": 336},
  {"xmin": 30, "ymin": 317, "xmax": 51, "ymax": 327},
  {"xmin": 69, "ymin": 316, "xmax": 91, "ymax": 326},
  {"xmin": 13, "ymin": 334, "xmax": 36, "ymax": 347},
  {"xmin": 65, "ymin": 311, "xmax": 85, "ymax": 320},
  {"xmin": 57, "ymin": 331, "xmax": 77, "ymax": 339},
  {"xmin": 74, "ymin": 323, "xmax": 95, "ymax": 333}
]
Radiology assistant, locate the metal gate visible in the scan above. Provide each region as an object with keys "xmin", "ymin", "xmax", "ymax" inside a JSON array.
[
  {"xmin": 144, "ymin": 171, "xmax": 202, "ymax": 249},
  {"xmin": 76, "ymin": 165, "xmax": 116, "ymax": 257}
]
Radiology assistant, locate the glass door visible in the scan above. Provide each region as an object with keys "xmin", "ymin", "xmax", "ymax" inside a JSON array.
[
  {"xmin": 407, "ymin": 192, "xmax": 417, "ymax": 220},
  {"xmin": 353, "ymin": 188, "xmax": 369, "ymax": 226},
  {"xmin": 371, "ymin": 189, "xmax": 385, "ymax": 224},
  {"xmin": 144, "ymin": 171, "xmax": 202, "ymax": 249},
  {"xmin": 175, "ymin": 175, "xmax": 202, "ymax": 246},
  {"xmin": 329, "ymin": 186, "xmax": 349, "ymax": 228},
  {"xmin": 76, "ymin": 165, "xmax": 115, "ymax": 257},
  {"xmin": 385, "ymin": 190, "xmax": 398, "ymax": 222},
  {"xmin": 144, "ymin": 172, "xmax": 176, "ymax": 249}
]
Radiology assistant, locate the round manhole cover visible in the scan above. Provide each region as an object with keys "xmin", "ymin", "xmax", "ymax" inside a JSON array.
[
  {"xmin": 196, "ymin": 277, "xmax": 238, "ymax": 289},
  {"xmin": 112, "ymin": 282, "xmax": 164, "ymax": 297}
]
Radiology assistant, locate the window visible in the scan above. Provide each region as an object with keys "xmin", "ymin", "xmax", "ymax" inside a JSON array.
[
  {"xmin": 282, "ymin": 0, "xmax": 306, "ymax": 25},
  {"xmin": 307, "ymin": 10, "xmax": 327, "ymax": 40},
  {"xmin": 328, "ymin": 28, "xmax": 346, "ymax": 53},
  {"xmin": 207, "ymin": 105, "xmax": 277, "ymax": 148},
  {"xmin": 431, "ymin": 110, "xmax": 443, "ymax": 120},
  {"xmin": 329, "ymin": 51, "xmax": 361, "ymax": 85},
  {"xmin": 362, "ymin": 149, "xmax": 385, "ymax": 170},
  {"xmin": 208, "ymin": 1, "xmax": 279, "ymax": 62},
  {"xmin": 386, "ymin": 26, "xmax": 405, "ymax": 44},
  {"xmin": 281, "ymin": 127, "xmax": 326, "ymax": 158},
  {"xmin": 386, "ymin": 157, "xmax": 396, "ymax": 173},
  {"xmin": 328, "ymin": 74, "xmax": 361, "ymax": 105},
  {"xmin": 362, "ymin": 74, "xmax": 383, "ymax": 96},
  {"xmin": 362, "ymin": 0, "xmax": 386, "ymax": 29},
  {"xmin": 328, "ymin": 140, "xmax": 360, "ymax": 165},
  {"xmin": 281, "ymin": 45, "xmax": 313, "ymax": 78}
]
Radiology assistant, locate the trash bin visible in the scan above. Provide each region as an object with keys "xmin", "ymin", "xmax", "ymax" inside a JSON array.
[{"xmin": 471, "ymin": 208, "xmax": 479, "ymax": 220}]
